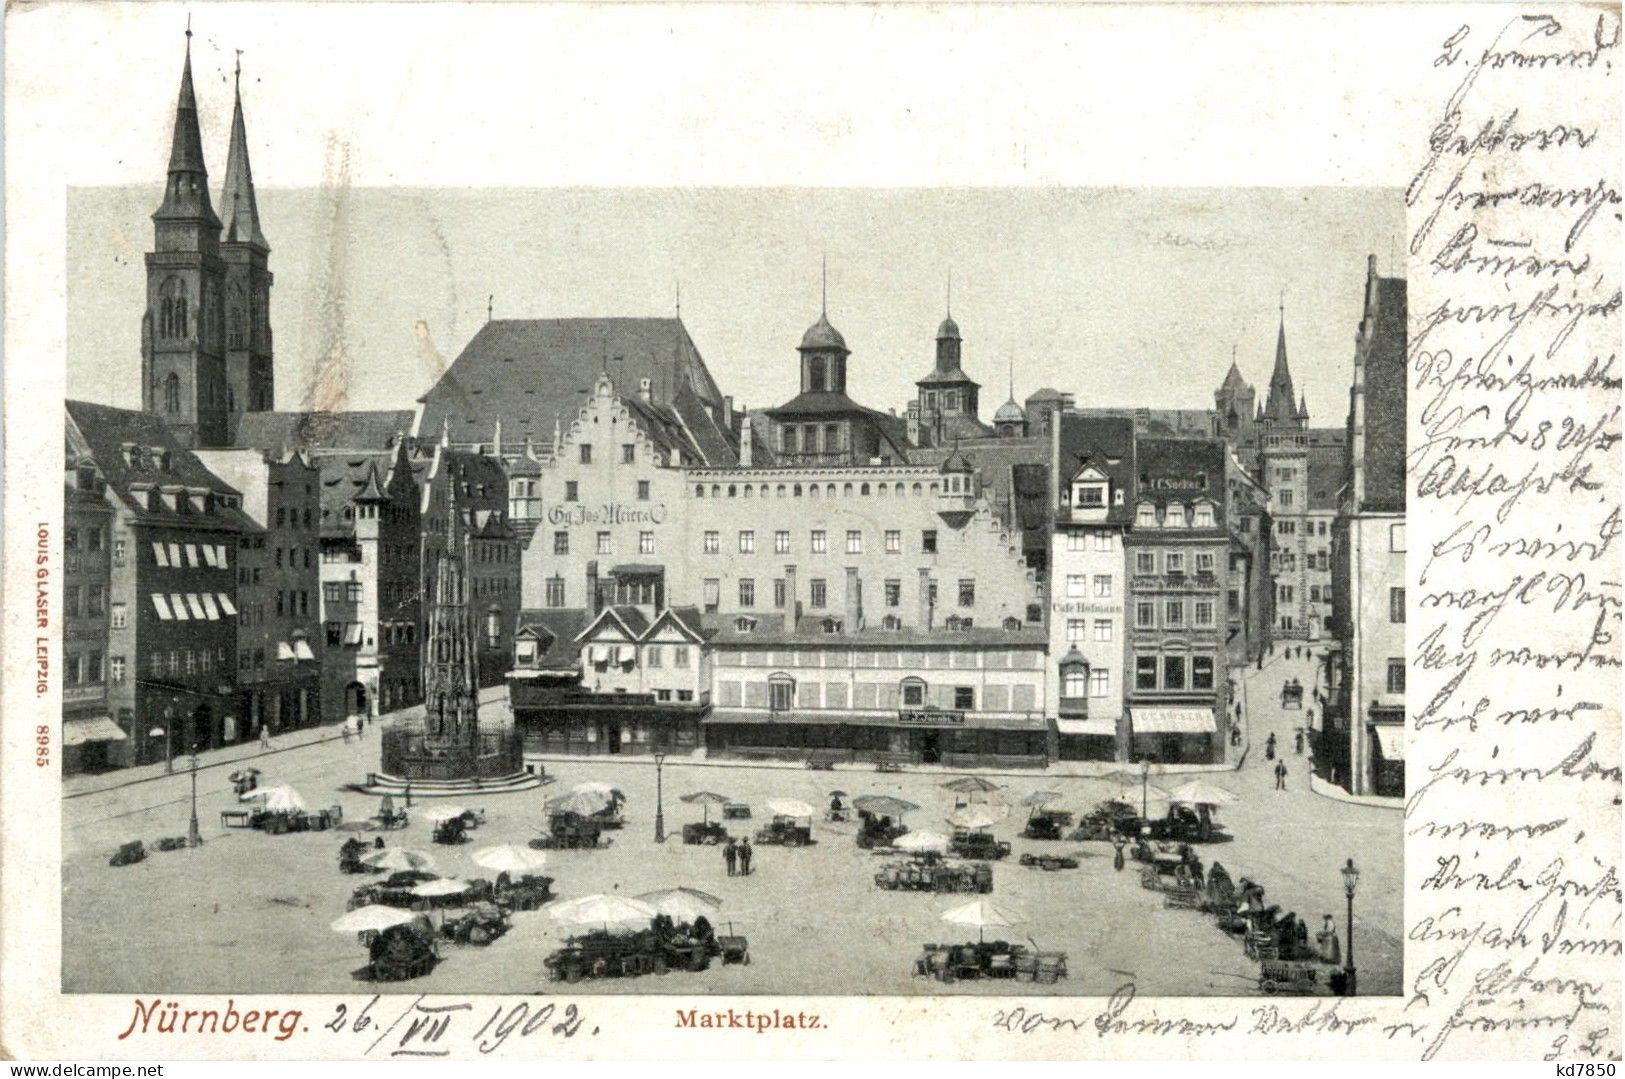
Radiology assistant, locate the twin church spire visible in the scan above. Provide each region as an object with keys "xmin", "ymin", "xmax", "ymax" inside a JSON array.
[{"xmin": 144, "ymin": 27, "xmax": 274, "ymax": 448}]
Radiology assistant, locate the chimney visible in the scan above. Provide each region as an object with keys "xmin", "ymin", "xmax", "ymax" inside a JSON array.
[
  {"xmin": 845, "ymin": 566, "xmax": 860, "ymax": 631},
  {"xmin": 586, "ymin": 560, "xmax": 601, "ymax": 616},
  {"xmin": 639, "ymin": 378, "xmax": 652, "ymax": 402},
  {"xmin": 784, "ymin": 565, "xmax": 797, "ymax": 618},
  {"xmin": 918, "ymin": 567, "xmax": 932, "ymax": 630},
  {"xmin": 739, "ymin": 415, "xmax": 754, "ymax": 467},
  {"xmin": 723, "ymin": 395, "xmax": 734, "ymax": 426},
  {"xmin": 1050, "ymin": 408, "xmax": 1062, "ymax": 514}
]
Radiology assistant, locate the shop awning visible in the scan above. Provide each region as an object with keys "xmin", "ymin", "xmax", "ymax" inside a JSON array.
[
  {"xmin": 151, "ymin": 542, "xmax": 170, "ymax": 567},
  {"xmin": 615, "ymin": 644, "xmax": 637, "ymax": 664},
  {"xmin": 276, "ymin": 641, "xmax": 297, "ymax": 661},
  {"xmin": 1056, "ymin": 716, "xmax": 1117, "ymax": 737},
  {"xmin": 217, "ymin": 592, "xmax": 237, "ymax": 616},
  {"xmin": 151, "ymin": 593, "xmax": 173, "ymax": 620},
  {"xmin": 1130, "ymin": 707, "xmax": 1216, "ymax": 734},
  {"xmin": 169, "ymin": 593, "xmax": 190, "ymax": 620},
  {"xmin": 185, "ymin": 544, "xmax": 201, "ymax": 567},
  {"xmin": 199, "ymin": 593, "xmax": 221, "ymax": 621},
  {"xmin": 704, "ymin": 709, "xmax": 1048, "ymax": 732},
  {"xmin": 293, "ymin": 639, "xmax": 316, "ymax": 662},
  {"xmin": 1371, "ymin": 724, "xmax": 1405, "ymax": 761},
  {"xmin": 64, "ymin": 716, "xmax": 127, "ymax": 746},
  {"xmin": 343, "ymin": 622, "xmax": 364, "ymax": 646},
  {"xmin": 184, "ymin": 594, "xmax": 207, "ymax": 619}
]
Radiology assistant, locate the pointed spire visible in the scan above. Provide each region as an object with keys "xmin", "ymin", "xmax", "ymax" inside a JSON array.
[
  {"xmin": 220, "ymin": 50, "xmax": 268, "ymax": 248},
  {"xmin": 675, "ymin": 278, "xmax": 682, "ymax": 319},
  {"xmin": 1264, "ymin": 299, "xmax": 1298, "ymax": 422},
  {"xmin": 157, "ymin": 23, "xmax": 219, "ymax": 226}
]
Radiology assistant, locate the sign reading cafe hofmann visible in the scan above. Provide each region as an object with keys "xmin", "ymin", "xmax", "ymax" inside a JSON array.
[{"xmin": 546, "ymin": 502, "xmax": 669, "ymax": 528}]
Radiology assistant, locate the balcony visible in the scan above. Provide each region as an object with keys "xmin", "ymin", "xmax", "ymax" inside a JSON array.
[{"xmin": 1057, "ymin": 696, "xmax": 1090, "ymax": 719}]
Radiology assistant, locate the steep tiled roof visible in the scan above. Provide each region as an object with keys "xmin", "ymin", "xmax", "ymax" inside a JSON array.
[
  {"xmin": 1058, "ymin": 413, "xmax": 1137, "ymax": 526},
  {"xmin": 1359, "ymin": 276, "xmax": 1408, "ymax": 512},
  {"xmin": 232, "ymin": 410, "xmax": 413, "ymax": 453},
  {"xmin": 1308, "ymin": 452, "xmax": 1346, "ymax": 511},
  {"xmin": 316, "ymin": 452, "xmax": 394, "ymax": 534},
  {"xmin": 515, "ymin": 609, "xmax": 589, "ymax": 669},
  {"xmin": 1132, "ymin": 436, "xmax": 1228, "ymax": 526},
  {"xmin": 418, "ymin": 318, "xmax": 736, "ymax": 463}
]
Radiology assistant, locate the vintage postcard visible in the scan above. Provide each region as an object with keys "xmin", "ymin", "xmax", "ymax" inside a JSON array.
[{"xmin": 2, "ymin": 1, "xmax": 1619, "ymax": 1063}]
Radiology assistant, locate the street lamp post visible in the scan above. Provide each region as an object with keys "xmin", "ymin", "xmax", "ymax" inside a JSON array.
[
  {"xmin": 161, "ymin": 706, "xmax": 176, "ymax": 773},
  {"xmin": 653, "ymin": 749, "xmax": 667, "ymax": 844},
  {"xmin": 186, "ymin": 744, "xmax": 202, "ymax": 848},
  {"xmin": 1140, "ymin": 758, "xmax": 1151, "ymax": 821},
  {"xmin": 1341, "ymin": 857, "xmax": 1360, "ymax": 996}
]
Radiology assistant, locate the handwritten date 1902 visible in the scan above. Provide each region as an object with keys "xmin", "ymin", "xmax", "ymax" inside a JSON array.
[{"xmin": 325, "ymin": 995, "xmax": 595, "ymax": 1056}]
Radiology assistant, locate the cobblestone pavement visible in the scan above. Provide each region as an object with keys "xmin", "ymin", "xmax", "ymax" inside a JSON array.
[{"xmin": 63, "ymin": 654, "xmax": 1400, "ymax": 997}]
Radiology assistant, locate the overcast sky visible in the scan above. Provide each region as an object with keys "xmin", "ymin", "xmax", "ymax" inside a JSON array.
[{"xmin": 68, "ymin": 185, "xmax": 1402, "ymax": 425}]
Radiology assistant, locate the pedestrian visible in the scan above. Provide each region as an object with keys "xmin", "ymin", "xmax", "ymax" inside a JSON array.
[
  {"xmin": 1294, "ymin": 729, "xmax": 1305, "ymax": 755},
  {"xmin": 740, "ymin": 838, "xmax": 753, "ymax": 876},
  {"xmin": 1317, "ymin": 914, "xmax": 1342, "ymax": 965},
  {"xmin": 1274, "ymin": 760, "xmax": 1288, "ymax": 790},
  {"xmin": 1112, "ymin": 835, "xmax": 1126, "ymax": 872},
  {"xmin": 1265, "ymin": 732, "xmax": 1276, "ymax": 760},
  {"xmin": 341, "ymin": 721, "xmax": 352, "ymax": 745},
  {"xmin": 374, "ymin": 835, "xmax": 386, "ymax": 850},
  {"xmin": 724, "ymin": 839, "xmax": 737, "ymax": 877},
  {"xmin": 259, "ymin": 721, "xmax": 273, "ymax": 751}
]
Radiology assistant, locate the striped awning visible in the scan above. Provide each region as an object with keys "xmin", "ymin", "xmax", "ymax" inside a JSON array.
[
  {"xmin": 1130, "ymin": 707, "xmax": 1216, "ymax": 734},
  {"xmin": 64, "ymin": 716, "xmax": 127, "ymax": 746},
  {"xmin": 1056, "ymin": 716, "xmax": 1117, "ymax": 737}
]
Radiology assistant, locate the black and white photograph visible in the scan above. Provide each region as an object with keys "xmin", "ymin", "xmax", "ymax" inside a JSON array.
[{"xmin": 58, "ymin": 26, "xmax": 1408, "ymax": 999}]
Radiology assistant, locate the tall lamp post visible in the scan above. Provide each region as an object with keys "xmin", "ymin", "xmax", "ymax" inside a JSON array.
[
  {"xmin": 653, "ymin": 749, "xmax": 667, "ymax": 844},
  {"xmin": 186, "ymin": 743, "xmax": 202, "ymax": 848},
  {"xmin": 1140, "ymin": 758, "xmax": 1151, "ymax": 822},
  {"xmin": 160, "ymin": 706, "xmax": 176, "ymax": 773},
  {"xmin": 1341, "ymin": 857, "xmax": 1359, "ymax": 996}
]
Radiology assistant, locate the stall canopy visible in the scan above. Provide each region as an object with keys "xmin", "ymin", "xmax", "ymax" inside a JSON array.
[
  {"xmin": 64, "ymin": 716, "xmax": 127, "ymax": 746},
  {"xmin": 1371, "ymin": 724, "xmax": 1405, "ymax": 761},
  {"xmin": 1130, "ymin": 708, "xmax": 1216, "ymax": 734}
]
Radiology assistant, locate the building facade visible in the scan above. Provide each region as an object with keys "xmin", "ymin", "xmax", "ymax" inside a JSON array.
[
  {"xmin": 1124, "ymin": 438, "xmax": 1231, "ymax": 763},
  {"xmin": 66, "ymin": 402, "xmax": 249, "ymax": 764},
  {"xmin": 62, "ymin": 478, "xmax": 119, "ymax": 772},
  {"xmin": 1328, "ymin": 257, "xmax": 1409, "ymax": 797},
  {"xmin": 1048, "ymin": 414, "xmax": 1135, "ymax": 761},
  {"xmin": 195, "ymin": 447, "xmax": 322, "ymax": 738}
]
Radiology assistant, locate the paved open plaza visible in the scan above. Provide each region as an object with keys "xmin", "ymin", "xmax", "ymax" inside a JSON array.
[{"xmin": 63, "ymin": 653, "xmax": 1400, "ymax": 997}]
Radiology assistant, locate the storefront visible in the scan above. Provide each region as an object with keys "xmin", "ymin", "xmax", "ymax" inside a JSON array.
[
  {"xmin": 1367, "ymin": 717, "xmax": 1404, "ymax": 797},
  {"xmin": 510, "ymin": 679, "xmax": 708, "ymax": 756},
  {"xmin": 1054, "ymin": 716, "xmax": 1118, "ymax": 762},
  {"xmin": 704, "ymin": 709, "xmax": 1050, "ymax": 768},
  {"xmin": 1127, "ymin": 704, "xmax": 1219, "ymax": 764}
]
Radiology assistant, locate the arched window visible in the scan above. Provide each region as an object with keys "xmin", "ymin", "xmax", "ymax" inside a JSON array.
[
  {"xmin": 485, "ymin": 608, "xmax": 501, "ymax": 648},
  {"xmin": 1135, "ymin": 501, "xmax": 1159, "ymax": 528},
  {"xmin": 768, "ymin": 673, "xmax": 795, "ymax": 712},
  {"xmin": 163, "ymin": 373, "xmax": 181, "ymax": 413}
]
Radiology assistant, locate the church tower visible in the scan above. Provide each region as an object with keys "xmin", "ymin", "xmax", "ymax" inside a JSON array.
[
  {"xmin": 219, "ymin": 55, "xmax": 275, "ymax": 418},
  {"xmin": 142, "ymin": 28, "xmax": 229, "ymax": 448}
]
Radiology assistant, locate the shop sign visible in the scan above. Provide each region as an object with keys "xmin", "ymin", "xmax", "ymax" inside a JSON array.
[
  {"xmin": 547, "ymin": 502, "xmax": 668, "ymax": 527},
  {"xmin": 1050, "ymin": 601, "xmax": 1122, "ymax": 616},
  {"xmin": 897, "ymin": 709, "xmax": 965, "ymax": 726},
  {"xmin": 1151, "ymin": 476, "xmax": 1206, "ymax": 492}
]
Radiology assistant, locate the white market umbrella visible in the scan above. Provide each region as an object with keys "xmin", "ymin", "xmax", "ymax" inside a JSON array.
[
  {"xmin": 1167, "ymin": 780, "xmax": 1240, "ymax": 807},
  {"xmin": 766, "ymin": 798, "xmax": 815, "ymax": 820},
  {"xmin": 947, "ymin": 803, "xmax": 1009, "ymax": 831},
  {"xmin": 1106, "ymin": 784, "xmax": 1169, "ymax": 808},
  {"xmin": 548, "ymin": 789, "xmax": 612, "ymax": 816},
  {"xmin": 940, "ymin": 898, "xmax": 1025, "ymax": 942},
  {"xmin": 636, "ymin": 887, "xmax": 723, "ymax": 923},
  {"xmin": 330, "ymin": 905, "xmax": 420, "ymax": 934},
  {"xmin": 473, "ymin": 844, "xmax": 548, "ymax": 875},
  {"xmin": 242, "ymin": 784, "xmax": 306, "ymax": 813},
  {"xmin": 852, "ymin": 795, "xmax": 919, "ymax": 818},
  {"xmin": 361, "ymin": 847, "xmax": 438, "ymax": 873},
  {"xmin": 419, "ymin": 804, "xmax": 468, "ymax": 823},
  {"xmin": 411, "ymin": 877, "xmax": 473, "ymax": 898},
  {"xmin": 894, "ymin": 830, "xmax": 950, "ymax": 854},
  {"xmin": 546, "ymin": 894, "xmax": 658, "ymax": 934},
  {"xmin": 679, "ymin": 791, "xmax": 731, "ymax": 824},
  {"xmin": 572, "ymin": 781, "xmax": 626, "ymax": 803}
]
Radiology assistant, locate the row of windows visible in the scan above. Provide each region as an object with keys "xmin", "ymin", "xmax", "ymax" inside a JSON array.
[
  {"xmin": 693, "ymin": 479, "xmax": 951, "ymax": 501},
  {"xmin": 1133, "ymin": 501, "xmax": 1218, "ymax": 530},
  {"xmin": 63, "ymin": 526, "xmax": 106, "ymax": 552},
  {"xmin": 1065, "ymin": 618, "xmax": 1115, "ymax": 643},
  {"xmin": 63, "ymin": 584, "xmax": 106, "ymax": 618},
  {"xmin": 1064, "ymin": 532, "xmax": 1116, "ymax": 552},
  {"xmin": 1132, "ymin": 599, "xmax": 1217, "ymax": 629},
  {"xmin": 713, "ymin": 648, "xmax": 1043, "ymax": 670},
  {"xmin": 698, "ymin": 576, "xmax": 974, "ymax": 613},
  {"xmin": 273, "ymin": 506, "xmax": 315, "ymax": 531},
  {"xmin": 578, "ymin": 442, "xmax": 645, "ymax": 466},
  {"xmin": 1060, "ymin": 666, "xmax": 1112, "ymax": 699},
  {"xmin": 147, "ymin": 647, "xmax": 230, "ymax": 677},
  {"xmin": 64, "ymin": 650, "xmax": 107, "ymax": 684},
  {"xmin": 1132, "ymin": 550, "xmax": 1218, "ymax": 576},
  {"xmin": 1133, "ymin": 653, "xmax": 1218, "ymax": 691},
  {"xmin": 562, "ymin": 479, "xmax": 652, "ymax": 503},
  {"xmin": 1063, "ymin": 574, "xmax": 1115, "ymax": 599},
  {"xmin": 718, "ymin": 676, "xmax": 1040, "ymax": 713},
  {"xmin": 701, "ymin": 529, "xmax": 932, "ymax": 556},
  {"xmin": 585, "ymin": 643, "xmax": 693, "ymax": 669}
]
